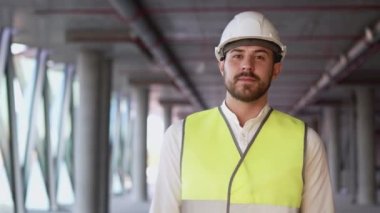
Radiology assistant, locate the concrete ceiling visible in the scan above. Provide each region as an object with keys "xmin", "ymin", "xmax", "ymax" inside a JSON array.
[{"xmin": 3, "ymin": 0, "xmax": 380, "ymax": 118}]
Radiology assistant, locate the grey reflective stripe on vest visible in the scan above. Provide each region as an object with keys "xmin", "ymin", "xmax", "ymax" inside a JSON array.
[
  {"xmin": 225, "ymin": 108, "xmax": 274, "ymax": 213},
  {"xmin": 182, "ymin": 200, "xmax": 299, "ymax": 213},
  {"xmin": 218, "ymin": 107, "xmax": 243, "ymax": 156},
  {"xmin": 302, "ymin": 123, "xmax": 308, "ymax": 185}
]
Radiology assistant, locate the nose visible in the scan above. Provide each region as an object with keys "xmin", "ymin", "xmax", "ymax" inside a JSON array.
[{"xmin": 241, "ymin": 56, "xmax": 254, "ymax": 72}]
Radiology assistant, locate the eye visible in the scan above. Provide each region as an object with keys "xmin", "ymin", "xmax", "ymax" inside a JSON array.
[
  {"xmin": 255, "ymin": 55, "xmax": 266, "ymax": 61},
  {"xmin": 232, "ymin": 54, "xmax": 243, "ymax": 59}
]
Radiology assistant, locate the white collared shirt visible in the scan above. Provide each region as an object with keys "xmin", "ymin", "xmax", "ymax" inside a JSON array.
[{"xmin": 149, "ymin": 102, "xmax": 335, "ymax": 213}]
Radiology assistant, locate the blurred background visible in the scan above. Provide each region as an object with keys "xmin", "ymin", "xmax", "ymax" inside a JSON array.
[{"xmin": 0, "ymin": 0, "xmax": 379, "ymax": 212}]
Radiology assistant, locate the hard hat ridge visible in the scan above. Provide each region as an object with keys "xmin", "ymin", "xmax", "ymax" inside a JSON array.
[{"xmin": 215, "ymin": 11, "xmax": 286, "ymax": 62}]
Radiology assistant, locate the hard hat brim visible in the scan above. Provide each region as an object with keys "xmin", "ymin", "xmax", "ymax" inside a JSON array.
[{"xmin": 215, "ymin": 37, "xmax": 286, "ymax": 61}]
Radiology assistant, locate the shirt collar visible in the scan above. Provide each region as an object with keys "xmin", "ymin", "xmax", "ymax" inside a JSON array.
[{"xmin": 220, "ymin": 101, "xmax": 271, "ymax": 128}]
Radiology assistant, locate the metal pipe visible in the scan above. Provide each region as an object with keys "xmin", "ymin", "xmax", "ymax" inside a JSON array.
[
  {"xmin": 291, "ymin": 19, "xmax": 380, "ymax": 114},
  {"xmin": 108, "ymin": 0, "xmax": 206, "ymax": 109}
]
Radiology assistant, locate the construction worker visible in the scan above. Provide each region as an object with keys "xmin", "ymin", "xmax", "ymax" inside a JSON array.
[{"xmin": 150, "ymin": 11, "xmax": 334, "ymax": 213}]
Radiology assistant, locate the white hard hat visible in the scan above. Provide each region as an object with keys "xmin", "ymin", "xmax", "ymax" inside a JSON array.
[{"xmin": 215, "ymin": 11, "xmax": 286, "ymax": 61}]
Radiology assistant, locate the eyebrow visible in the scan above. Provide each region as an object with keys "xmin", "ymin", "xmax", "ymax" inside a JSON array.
[{"xmin": 229, "ymin": 48, "xmax": 271, "ymax": 55}]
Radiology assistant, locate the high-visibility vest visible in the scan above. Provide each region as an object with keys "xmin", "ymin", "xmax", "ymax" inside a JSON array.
[{"xmin": 181, "ymin": 107, "xmax": 306, "ymax": 213}]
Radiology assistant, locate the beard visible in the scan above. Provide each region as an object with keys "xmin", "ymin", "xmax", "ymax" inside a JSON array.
[{"xmin": 225, "ymin": 70, "xmax": 272, "ymax": 102}]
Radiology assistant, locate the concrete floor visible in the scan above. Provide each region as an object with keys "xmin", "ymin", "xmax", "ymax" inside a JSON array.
[
  {"xmin": 111, "ymin": 194, "xmax": 149, "ymax": 213},
  {"xmin": 334, "ymin": 193, "xmax": 380, "ymax": 213}
]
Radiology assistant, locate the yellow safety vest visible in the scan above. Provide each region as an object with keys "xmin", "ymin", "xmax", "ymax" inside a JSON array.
[{"xmin": 181, "ymin": 107, "xmax": 306, "ymax": 213}]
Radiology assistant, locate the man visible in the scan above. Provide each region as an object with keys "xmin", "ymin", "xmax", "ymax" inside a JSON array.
[{"xmin": 150, "ymin": 11, "xmax": 334, "ymax": 213}]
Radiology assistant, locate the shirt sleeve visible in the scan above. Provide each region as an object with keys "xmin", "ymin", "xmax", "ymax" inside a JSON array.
[
  {"xmin": 149, "ymin": 121, "xmax": 183, "ymax": 213},
  {"xmin": 301, "ymin": 127, "xmax": 335, "ymax": 213}
]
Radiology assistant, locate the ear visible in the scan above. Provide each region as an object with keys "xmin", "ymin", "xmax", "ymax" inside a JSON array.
[
  {"xmin": 272, "ymin": 62, "xmax": 282, "ymax": 80},
  {"xmin": 218, "ymin": 60, "xmax": 225, "ymax": 76}
]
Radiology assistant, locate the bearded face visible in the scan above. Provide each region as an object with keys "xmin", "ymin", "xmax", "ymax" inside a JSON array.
[
  {"xmin": 220, "ymin": 45, "xmax": 279, "ymax": 103},
  {"xmin": 224, "ymin": 68, "xmax": 273, "ymax": 102}
]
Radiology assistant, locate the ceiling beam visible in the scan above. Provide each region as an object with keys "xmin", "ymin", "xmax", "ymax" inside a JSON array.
[
  {"xmin": 146, "ymin": 4, "xmax": 380, "ymax": 13},
  {"xmin": 108, "ymin": 0, "xmax": 207, "ymax": 110},
  {"xmin": 35, "ymin": 4, "xmax": 380, "ymax": 17},
  {"xmin": 159, "ymin": 98, "xmax": 190, "ymax": 106},
  {"xmin": 66, "ymin": 29, "xmax": 136, "ymax": 43},
  {"xmin": 129, "ymin": 74, "xmax": 173, "ymax": 86},
  {"xmin": 65, "ymin": 29, "xmax": 154, "ymax": 60}
]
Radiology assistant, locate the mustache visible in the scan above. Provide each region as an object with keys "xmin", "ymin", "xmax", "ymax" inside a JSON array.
[{"xmin": 234, "ymin": 72, "xmax": 260, "ymax": 81}]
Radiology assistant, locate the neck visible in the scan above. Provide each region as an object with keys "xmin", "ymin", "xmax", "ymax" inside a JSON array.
[{"xmin": 225, "ymin": 94, "xmax": 268, "ymax": 126}]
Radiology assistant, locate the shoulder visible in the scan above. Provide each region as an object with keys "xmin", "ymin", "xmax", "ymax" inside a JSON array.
[
  {"xmin": 186, "ymin": 107, "xmax": 219, "ymax": 120},
  {"xmin": 162, "ymin": 119, "xmax": 185, "ymax": 153},
  {"xmin": 305, "ymin": 127, "xmax": 326, "ymax": 160},
  {"xmin": 165, "ymin": 119, "xmax": 184, "ymax": 138},
  {"xmin": 184, "ymin": 108, "xmax": 221, "ymax": 128},
  {"xmin": 306, "ymin": 127, "xmax": 324, "ymax": 149},
  {"xmin": 270, "ymin": 110, "xmax": 305, "ymax": 133},
  {"xmin": 272, "ymin": 109, "xmax": 304, "ymax": 124}
]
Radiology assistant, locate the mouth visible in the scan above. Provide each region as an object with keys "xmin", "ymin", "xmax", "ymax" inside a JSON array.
[
  {"xmin": 237, "ymin": 76, "xmax": 257, "ymax": 82},
  {"xmin": 235, "ymin": 74, "xmax": 259, "ymax": 83}
]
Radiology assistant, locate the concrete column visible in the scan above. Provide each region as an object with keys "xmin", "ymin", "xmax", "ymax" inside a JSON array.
[
  {"xmin": 132, "ymin": 86, "xmax": 149, "ymax": 201},
  {"xmin": 355, "ymin": 87, "xmax": 376, "ymax": 204},
  {"xmin": 347, "ymin": 102, "xmax": 357, "ymax": 202},
  {"xmin": 322, "ymin": 106, "xmax": 339, "ymax": 193},
  {"xmin": 162, "ymin": 104, "xmax": 172, "ymax": 130},
  {"xmin": 75, "ymin": 50, "xmax": 111, "ymax": 213},
  {"xmin": 309, "ymin": 115, "xmax": 319, "ymax": 133},
  {"xmin": 339, "ymin": 105, "xmax": 353, "ymax": 195}
]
